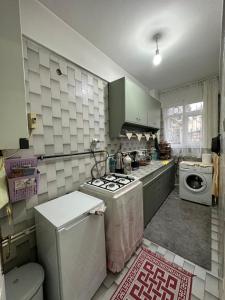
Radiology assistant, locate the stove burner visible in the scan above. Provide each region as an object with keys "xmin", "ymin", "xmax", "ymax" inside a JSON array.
[
  {"xmin": 86, "ymin": 174, "xmax": 136, "ymax": 192},
  {"xmin": 102, "ymin": 182, "xmax": 121, "ymax": 191},
  {"xmin": 92, "ymin": 179, "xmax": 104, "ymax": 186},
  {"xmin": 116, "ymin": 178, "xmax": 131, "ymax": 185},
  {"xmin": 105, "ymin": 175, "xmax": 116, "ymax": 181},
  {"xmin": 107, "ymin": 185, "xmax": 119, "ymax": 191}
]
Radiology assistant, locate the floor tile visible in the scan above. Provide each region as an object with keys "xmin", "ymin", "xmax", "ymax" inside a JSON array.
[
  {"xmin": 157, "ymin": 246, "xmax": 168, "ymax": 256},
  {"xmin": 135, "ymin": 247, "xmax": 142, "ymax": 255},
  {"xmin": 173, "ymin": 255, "xmax": 185, "ymax": 267},
  {"xmin": 191, "ymin": 295, "xmax": 200, "ymax": 300},
  {"xmin": 209, "ymin": 261, "xmax": 219, "ymax": 278},
  {"xmin": 103, "ymin": 273, "xmax": 116, "ymax": 289},
  {"xmin": 183, "ymin": 261, "xmax": 195, "ymax": 273},
  {"xmin": 211, "ymin": 224, "xmax": 218, "ymax": 233},
  {"xmin": 126, "ymin": 254, "xmax": 137, "ymax": 269},
  {"xmin": 103, "ymin": 284, "xmax": 117, "ymax": 299},
  {"xmin": 211, "ymin": 249, "xmax": 219, "ymax": 263},
  {"xmin": 92, "ymin": 285, "xmax": 107, "ymax": 299},
  {"xmin": 211, "ymin": 240, "xmax": 218, "ymax": 251},
  {"xmin": 194, "ymin": 265, "xmax": 207, "ymax": 281},
  {"xmin": 205, "ymin": 274, "xmax": 219, "ymax": 298},
  {"xmin": 148, "ymin": 242, "xmax": 158, "ymax": 253},
  {"xmin": 192, "ymin": 276, "xmax": 205, "ymax": 300},
  {"xmin": 164, "ymin": 251, "xmax": 175, "ymax": 263},
  {"xmin": 93, "ymin": 284, "xmax": 117, "ymax": 300},
  {"xmin": 211, "ymin": 219, "xmax": 219, "ymax": 226},
  {"xmin": 211, "ymin": 232, "xmax": 218, "ymax": 241},
  {"xmin": 204, "ymin": 291, "xmax": 219, "ymax": 300},
  {"xmin": 114, "ymin": 267, "xmax": 128, "ymax": 285},
  {"xmin": 143, "ymin": 238, "xmax": 151, "ymax": 247}
]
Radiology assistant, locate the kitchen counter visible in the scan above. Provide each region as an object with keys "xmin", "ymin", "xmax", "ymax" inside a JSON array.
[{"xmin": 131, "ymin": 159, "xmax": 174, "ymax": 183}]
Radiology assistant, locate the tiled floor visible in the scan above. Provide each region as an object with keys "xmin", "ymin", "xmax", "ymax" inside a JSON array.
[{"xmin": 93, "ymin": 207, "xmax": 221, "ymax": 300}]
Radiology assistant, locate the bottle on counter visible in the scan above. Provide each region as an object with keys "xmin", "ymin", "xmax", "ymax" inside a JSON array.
[
  {"xmin": 115, "ymin": 151, "xmax": 124, "ymax": 173},
  {"xmin": 109, "ymin": 156, "xmax": 116, "ymax": 173},
  {"xmin": 123, "ymin": 154, "xmax": 132, "ymax": 174}
]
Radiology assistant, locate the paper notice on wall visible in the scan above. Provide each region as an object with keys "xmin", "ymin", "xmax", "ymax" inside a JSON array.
[{"xmin": 0, "ymin": 157, "xmax": 9, "ymax": 209}]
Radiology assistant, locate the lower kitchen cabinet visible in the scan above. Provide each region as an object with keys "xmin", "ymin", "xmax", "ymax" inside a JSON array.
[{"xmin": 143, "ymin": 163, "xmax": 175, "ymax": 227}]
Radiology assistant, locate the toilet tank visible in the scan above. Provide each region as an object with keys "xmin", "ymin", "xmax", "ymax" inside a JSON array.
[{"xmin": 5, "ymin": 263, "xmax": 44, "ymax": 300}]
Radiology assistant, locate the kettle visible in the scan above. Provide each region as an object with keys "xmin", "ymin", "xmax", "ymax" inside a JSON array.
[{"xmin": 115, "ymin": 151, "xmax": 124, "ymax": 173}]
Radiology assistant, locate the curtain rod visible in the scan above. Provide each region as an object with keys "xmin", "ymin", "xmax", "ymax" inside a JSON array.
[
  {"xmin": 160, "ymin": 73, "xmax": 219, "ymax": 95},
  {"xmin": 37, "ymin": 150, "xmax": 106, "ymax": 160}
]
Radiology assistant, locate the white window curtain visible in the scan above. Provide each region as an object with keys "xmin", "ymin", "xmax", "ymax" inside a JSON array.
[
  {"xmin": 160, "ymin": 77, "xmax": 219, "ymax": 157},
  {"xmin": 202, "ymin": 77, "xmax": 219, "ymax": 148}
]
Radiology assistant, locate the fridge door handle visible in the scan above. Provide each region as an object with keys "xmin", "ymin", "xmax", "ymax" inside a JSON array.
[
  {"xmin": 89, "ymin": 204, "xmax": 106, "ymax": 216},
  {"xmin": 59, "ymin": 215, "xmax": 90, "ymax": 231}
]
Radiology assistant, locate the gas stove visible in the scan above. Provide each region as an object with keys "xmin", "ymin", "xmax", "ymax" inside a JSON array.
[{"xmin": 85, "ymin": 173, "xmax": 137, "ymax": 192}]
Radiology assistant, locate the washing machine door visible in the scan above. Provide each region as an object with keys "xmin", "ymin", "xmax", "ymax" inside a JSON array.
[{"xmin": 184, "ymin": 173, "xmax": 207, "ymax": 192}]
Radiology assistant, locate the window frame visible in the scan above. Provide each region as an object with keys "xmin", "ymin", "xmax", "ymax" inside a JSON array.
[{"xmin": 164, "ymin": 101, "xmax": 204, "ymax": 149}]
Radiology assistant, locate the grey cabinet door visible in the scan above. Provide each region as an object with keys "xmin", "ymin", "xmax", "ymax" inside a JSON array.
[
  {"xmin": 143, "ymin": 164, "xmax": 175, "ymax": 227},
  {"xmin": 147, "ymin": 97, "xmax": 161, "ymax": 129},
  {"xmin": 125, "ymin": 79, "xmax": 148, "ymax": 126}
]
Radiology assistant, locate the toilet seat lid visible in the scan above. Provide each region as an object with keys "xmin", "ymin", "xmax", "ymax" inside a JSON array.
[{"xmin": 5, "ymin": 263, "xmax": 44, "ymax": 300}]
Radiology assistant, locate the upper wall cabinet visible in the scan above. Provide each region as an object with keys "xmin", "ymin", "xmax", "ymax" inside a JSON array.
[
  {"xmin": 125, "ymin": 79, "xmax": 148, "ymax": 126},
  {"xmin": 108, "ymin": 77, "xmax": 161, "ymax": 137},
  {"xmin": 147, "ymin": 96, "xmax": 161, "ymax": 129},
  {"xmin": 0, "ymin": 0, "xmax": 28, "ymax": 149}
]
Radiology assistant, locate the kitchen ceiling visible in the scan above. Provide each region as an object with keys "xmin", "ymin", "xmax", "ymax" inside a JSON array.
[{"xmin": 39, "ymin": 0, "xmax": 222, "ymax": 90}]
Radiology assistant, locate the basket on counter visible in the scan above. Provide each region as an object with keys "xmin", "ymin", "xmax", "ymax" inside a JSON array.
[{"xmin": 4, "ymin": 157, "xmax": 40, "ymax": 203}]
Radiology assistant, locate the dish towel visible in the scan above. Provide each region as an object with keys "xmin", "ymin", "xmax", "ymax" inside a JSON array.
[
  {"xmin": 212, "ymin": 153, "xmax": 219, "ymax": 201},
  {"xmin": 0, "ymin": 157, "xmax": 9, "ymax": 209}
]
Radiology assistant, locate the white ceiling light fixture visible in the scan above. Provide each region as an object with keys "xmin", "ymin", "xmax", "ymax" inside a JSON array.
[{"xmin": 153, "ymin": 33, "xmax": 162, "ymax": 66}]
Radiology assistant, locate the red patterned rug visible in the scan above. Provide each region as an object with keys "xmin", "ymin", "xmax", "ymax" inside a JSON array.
[{"xmin": 110, "ymin": 247, "xmax": 193, "ymax": 300}]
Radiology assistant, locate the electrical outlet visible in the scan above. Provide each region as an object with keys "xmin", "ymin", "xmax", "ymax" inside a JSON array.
[
  {"xmin": 28, "ymin": 113, "xmax": 37, "ymax": 130},
  {"xmin": 90, "ymin": 138, "xmax": 100, "ymax": 150}
]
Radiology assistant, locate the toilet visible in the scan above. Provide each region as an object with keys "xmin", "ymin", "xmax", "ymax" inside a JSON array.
[{"xmin": 5, "ymin": 262, "xmax": 44, "ymax": 300}]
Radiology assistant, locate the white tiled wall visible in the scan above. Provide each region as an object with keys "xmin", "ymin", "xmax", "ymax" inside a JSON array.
[{"xmin": 0, "ymin": 38, "xmax": 149, "ymax": 271}]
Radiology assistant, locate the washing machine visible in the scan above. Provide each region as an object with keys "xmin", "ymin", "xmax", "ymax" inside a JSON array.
[{"xmin": 179, "ymin": 161, "xmax": 213, "ymax": 205}]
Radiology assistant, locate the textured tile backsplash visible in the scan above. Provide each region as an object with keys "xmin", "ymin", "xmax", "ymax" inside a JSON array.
[{"xmin": 0, "ymin": 38, "xmax": 149, "ymax": 271}]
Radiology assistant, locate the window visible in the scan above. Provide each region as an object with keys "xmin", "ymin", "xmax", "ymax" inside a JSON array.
[{"xmin": 164, "ymin": 101, "xmax": 204, "ymax": 149}]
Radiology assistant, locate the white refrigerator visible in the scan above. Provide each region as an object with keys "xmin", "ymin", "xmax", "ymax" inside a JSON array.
[{"xmin": 34, "ymin": 191, "xmax": 106, "ymax": 300}]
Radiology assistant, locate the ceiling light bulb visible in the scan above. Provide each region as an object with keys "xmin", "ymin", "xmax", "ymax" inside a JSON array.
[{"xmin": 153, "ymin": 49, "xmax": 162, "ymax": 66}]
